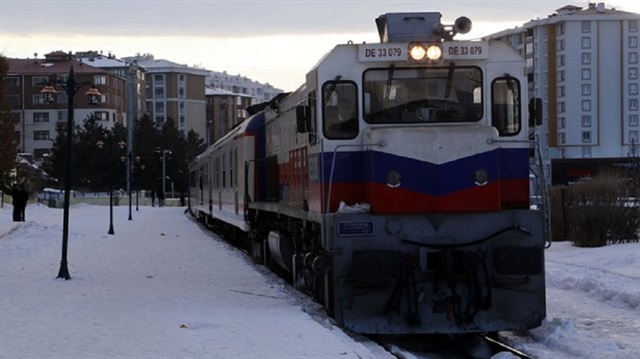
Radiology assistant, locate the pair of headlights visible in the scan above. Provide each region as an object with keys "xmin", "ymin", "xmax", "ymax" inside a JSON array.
[{"xmin": 408, "ymin": 43, "xmax": 443, "ymax": 64}]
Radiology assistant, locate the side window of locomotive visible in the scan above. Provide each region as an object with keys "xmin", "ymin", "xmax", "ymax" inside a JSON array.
[
  {"xmin": 322, "ymin": 81, "xmax": 358, "ymax": 139},
  {"xmin": 491, "ymin": 77, "xmax": 521, "ymax": 136}
]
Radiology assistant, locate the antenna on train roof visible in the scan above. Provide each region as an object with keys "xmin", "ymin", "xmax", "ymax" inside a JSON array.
[{"xmin": 376, "ymin": 12, "xmax": 472, "ymax": 43}]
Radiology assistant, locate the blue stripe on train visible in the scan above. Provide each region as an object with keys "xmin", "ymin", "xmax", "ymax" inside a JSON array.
[{"xmin": 317, "ymin": 148, "xmax": 528, "ymax": 196}]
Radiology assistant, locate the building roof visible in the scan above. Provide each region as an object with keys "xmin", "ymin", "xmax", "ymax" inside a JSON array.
[
  {"xmin": 205, "ymin": 86, "xmax": 253, "ymax": 97},
  {"xmin": 123, "ymin": 54, "xmax": 210, "ymax": 76},
  {"xmin": 7, "ymin": 57, "xmax": 108, "ymax": 76},
  {"xmin": 484, "ymin": 3, "xmax": 639, "ymax": 39}
]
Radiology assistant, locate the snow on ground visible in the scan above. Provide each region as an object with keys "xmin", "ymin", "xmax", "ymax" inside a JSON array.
[{"xmin": 1, "ymin": 202, "xmax": 639, "ymax": 359}]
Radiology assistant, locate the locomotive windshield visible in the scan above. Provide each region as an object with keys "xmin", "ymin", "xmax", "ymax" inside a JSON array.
[{"xmin": 363, "ymin": 66, "xmax": 483, "ymax": 124}]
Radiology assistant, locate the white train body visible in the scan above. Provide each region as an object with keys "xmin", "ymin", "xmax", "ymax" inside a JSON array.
[{"xmin": 189, "ymin": 12, "xmax": 546, "ymax": 334}]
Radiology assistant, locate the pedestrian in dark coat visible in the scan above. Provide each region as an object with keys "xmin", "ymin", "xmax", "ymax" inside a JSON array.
[
  {"xmin": 151, "ymin": 188, "xmax": 156, "ymax": 207},
  {"xmin": 10, "ymin": 185, "xmax": 20, "ymax": 222},
  {"xmin": 157, "ymin": 187, "xmax": 165, "ymax": 207},
  {"xmin": 18, "ymin": 184, "xmax": 28, "ymax": 221}
]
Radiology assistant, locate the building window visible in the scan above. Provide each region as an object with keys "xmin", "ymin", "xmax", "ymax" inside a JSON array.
[
  {"xmin": 582, "ymin": 100, "xmax": 591, "ymax": 111},
  {"xmin": 93, "ymin": 75, "xmax": 107, "ymax": 85},
  {"xmin": 178, "ymin": 87, "xmax": 185, "ymax": 98},
  {"xmin": 630, "ymin": 67, "xmax": 638, "ymax": 80},
  {"xmin": 630, "ymin": 131, "xmax": 639, "ymax": 143},
  {"xmin": 94, "ymin": 111, "xmax": 109, "ymax": 121},
  {"xmin": 558, "ymin": 101, "xmax": 565, "ymax": 113},
  {"xmin": 153, "ymin": 74, "xmax": 164, "ymax": 85},
  {"xmin": 4, "ymin": 77, "xmax": 20, "ymax": 87},
  {"xmin": 630, "ymin": 36, "xmax": 638, "ymax": 49},
  {"xmin": 582, "ymin": 68, "xmax": 591, "ymax": 80},
  {"xmin": 54, "ymin": 92, "xmax": 68, "ymax": 104},
  {"xmin": 559, "ymin": 70, "xmax": 565, "ymax": 81},
  {"xmin": 33, "ymin": 112, "xmax": 49, "ymax": 123},
  {"xmin": 558, "ymin": 132, "xmax": 566, "ymax": 144},
  {"xmin": 34, "ymin": 131, "xmax": 50, "ymax": 140},
  {"xmin": 559, "ymin": 85, "xmax": 565, "ymax": 97},
  {"xmin": 581, "ymin": 53, "xmax": 591, "ymax": 65},
  {"xmin": 631, "ymin": 114, "xmax": 639, "ymax": 127},
  {"xmin": 631, "ymin": 83, "xmax": 639, "ymax": 96},
  {"xmin": 582, "ymin": 37, "xmax": 591, "ymax": 49},
  {"xmin": 582, "ymin": 146, "xmax": 591, "ymax": 158},
  {"xmin": 582, "ymin": 21, "xmax": 591, "ymax": 33},
  {"xmin": 57, "ymin": 110, "xmax": 68, "ymax": 122},
  {"xmin": 32, "ymin": 76, "xmax": 49, "ymax": 86},
  {"xmin": 582, "ymin": 84, "xmax": 591, "ymax": 95},
  {"xmin": 558, "ymin": 54, "xmax": 565, "ymax": 66},
  {"xmin": 630, "ymin": 99, "xmax": 639, "ymax": 111},
  {"xmin": 582, "ymin": 131, "xmax": 591, "ymax": 143},
  {"xmin": 630, "ymin": 52, "xmax": 639, "ymax": 64},
  {"xmin": 558, "ymin": 39, "xmax": 565, "ymax": 50},
  {"xmin": 32, "ymin": 94, "xmax": 49, "ymax": 105},
  {"xmin": 558, "ymin": 117, "xmax": 566, "ymax": 129},
  {"xmin": 582, "ymin": 115, "xmax": 591, "ymax": 127},
  {"xmin": 179, "ymin": 74, "xmax": 185, "ymax": 83},
  {"xmin": 155, "ymin": 115, "xmax": 164, "ymax": 124},
  {"xmin": 154, "ymin": 87, "xmax": 165, "ymax": 98},
  {"xmin": 155, "ymin": 102, "xmax": 165, "ymax": 113}
]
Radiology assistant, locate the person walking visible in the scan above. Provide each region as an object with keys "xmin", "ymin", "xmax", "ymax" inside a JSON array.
[
  {"xmin": 10, "ymin": 184, "xmax": 20, "ymax": 222},
  {"xmin": 157, "ymin": 187, "xmax": 165, "ymax": 207},
  {"xmin": 17, "ymin": 184, "xmax": 28, "ymax": 221},
  {"xmin": 151, "ymin": 188, "xmax": 156, "ymax": 207},
  {"xmin": 10, "ymin": 184, "xmax": 28, "ymax": 222}
]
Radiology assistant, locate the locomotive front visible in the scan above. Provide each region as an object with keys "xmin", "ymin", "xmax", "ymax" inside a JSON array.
[{"xmin": 259, "ymin": 12, "xmax": 546, "ymax": 335}]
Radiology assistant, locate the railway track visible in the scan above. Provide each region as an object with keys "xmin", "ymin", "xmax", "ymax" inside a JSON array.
[{"xmin": 376, "ymin": 333, "xmax": 535, "ymax": 359}]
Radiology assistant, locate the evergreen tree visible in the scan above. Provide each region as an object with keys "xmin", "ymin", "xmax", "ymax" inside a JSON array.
[{"xmin": 0, "ymin": 56, "xmax": 18, "ymax": 192}]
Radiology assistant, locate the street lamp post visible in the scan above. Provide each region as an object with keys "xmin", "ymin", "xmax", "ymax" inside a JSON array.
[
  {"xmin": 127, "ymin": 151, "xmax": 133, "ymax": 221},
  {"xmin": 155, "ymin": 148, "xmax": 172, "ymax": 206},
  {"xmin": 97, "ymin": 138, "xmax": 126, "ymax": 235},
  {"xmin": 40, "ymin": 66, "xmax": 101, "ymax": 280},
  {"xmin": 135, "ymin": 161, "xmax": 144, "ymax": 211}
]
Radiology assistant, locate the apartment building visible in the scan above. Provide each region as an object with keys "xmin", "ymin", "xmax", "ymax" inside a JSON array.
[
  {"xmin": 486, "ymin": 3, "xmax": 640, "ymax": 185},
  {"xmin": 124, "ymin": 54, "xmax": 208, "ymax": 140},
  {"xmin": 76, "ymin": 51, "xmax": 148, "ymax": 127},
  {"xmin": 205, "ymin": 87, "xmax": 254, "ymax": 145},
  {"xmin": 207, "ymin": 71, "xmax": 282, "ymax": 104},
  {"xmin": 5, "ymin": 51, "xmax": 126, "ymax": 161}
]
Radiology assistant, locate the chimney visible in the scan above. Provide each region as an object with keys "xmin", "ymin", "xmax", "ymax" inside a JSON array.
[{"xmin": 596, "ymin": 3, "xmax": 605, "ymax": 12}]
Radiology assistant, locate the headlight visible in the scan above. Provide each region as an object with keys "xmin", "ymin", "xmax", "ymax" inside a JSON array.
[
  {"xmin": 409, "ymin": 44, "xmax": 427, "ymax": 61},
  {"xmin": 408, "ymin": 43, "xmax": 443, "ymax": 64},
  {"xmin": 426, "ymin": 45, "xmax": 442, "ymax": 61}
]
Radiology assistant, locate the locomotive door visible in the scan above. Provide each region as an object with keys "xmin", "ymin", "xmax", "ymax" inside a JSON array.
[
  {"xmin": 485, "ymin": 62, "xmax": 525, "ymax": 137},
  {"xmin": 486, "ymin": 61, "xmax": 531, "ymax": 209}
]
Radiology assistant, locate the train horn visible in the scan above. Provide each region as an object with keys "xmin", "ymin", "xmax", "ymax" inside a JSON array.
[{"xmin": 454, "ymin": 16, "xmax": 472, "ymax": 34}]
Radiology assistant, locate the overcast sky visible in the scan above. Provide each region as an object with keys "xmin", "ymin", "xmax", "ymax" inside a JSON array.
[{"xmin": 1, "ymin": 0, "xmax": 638, "ymax": 91}]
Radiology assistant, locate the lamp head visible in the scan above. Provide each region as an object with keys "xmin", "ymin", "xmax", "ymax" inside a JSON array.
[
  {"xmin": 40, "ymin": 85, "xmax": 58, "ymax": 103},
  {"xmin": 85, "ymin": 87, "xmax": 101, "ymax": 106}
]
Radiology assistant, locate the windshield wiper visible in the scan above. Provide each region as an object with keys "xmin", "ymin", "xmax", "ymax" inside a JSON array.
[
  {"xmin": 445, "ymin": 62, "xmax": 455, "ymax": 99},
  {"xmin": 322, "ymin": 75, "xmax": 342, "ymax": 108},
  {"xmin": 384, "ymin": 64, "xmax": 395, "ymax": 109}
]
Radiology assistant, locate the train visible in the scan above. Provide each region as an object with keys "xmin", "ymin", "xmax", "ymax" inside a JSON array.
[{"xmin": 189, "ymin": 12, "xmax": 547, "ymax": 335}]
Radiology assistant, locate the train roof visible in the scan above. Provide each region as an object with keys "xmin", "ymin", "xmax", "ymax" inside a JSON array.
[{"xmin": 192, "ymin": 111, "xmax": 265, "ymax": 163}]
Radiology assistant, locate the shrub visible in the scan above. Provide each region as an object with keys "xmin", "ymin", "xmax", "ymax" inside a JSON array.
[{"xmin": 551, "ymin": 170, "xmax": 639, "ymax": 247}]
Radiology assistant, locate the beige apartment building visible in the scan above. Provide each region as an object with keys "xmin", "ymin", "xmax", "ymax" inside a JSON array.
[{"xmin": 125, "ymin": 54, "xmax": 209, "ymax": 140}]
